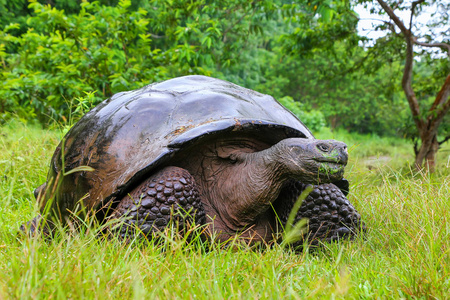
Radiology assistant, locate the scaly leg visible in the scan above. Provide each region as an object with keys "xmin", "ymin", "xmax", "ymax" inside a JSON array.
[
  {"xmin": 275, "ymin": 180, "xmax": 365, "ymax": 247},
  {"xmin": 110, "ymin": 166, "xmax": 206, "ymax": 239}
]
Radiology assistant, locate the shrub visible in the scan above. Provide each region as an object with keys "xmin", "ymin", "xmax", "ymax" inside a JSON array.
[{"xmin": 0, "ymin": 0, "xmax": 216, "ymax": 124}]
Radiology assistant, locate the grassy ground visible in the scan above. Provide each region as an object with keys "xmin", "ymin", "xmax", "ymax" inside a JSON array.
[{"xmin": 1, "ymin": 120, "xmax": 449, "ymax": 299}]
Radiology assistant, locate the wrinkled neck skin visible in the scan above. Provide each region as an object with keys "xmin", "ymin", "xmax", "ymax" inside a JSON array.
[{"xmin": 204, "ymin": 145, "xmax": 294, "ymax": 237}]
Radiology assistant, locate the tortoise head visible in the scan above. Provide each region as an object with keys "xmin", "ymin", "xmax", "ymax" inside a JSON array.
[{"xmin": 273, "ymin": 138, "xmax": 348, "ymax": 184}]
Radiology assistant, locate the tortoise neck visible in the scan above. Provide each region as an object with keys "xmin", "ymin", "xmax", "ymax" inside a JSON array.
[{"xmin": 209, "ymin": 145, "xmax": 290, "ymax": 230}]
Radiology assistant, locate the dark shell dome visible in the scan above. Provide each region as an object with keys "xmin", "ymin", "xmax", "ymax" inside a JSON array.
[{"xmin": 43, "ymin": 75, "xmax": 314, "ymax": 212}]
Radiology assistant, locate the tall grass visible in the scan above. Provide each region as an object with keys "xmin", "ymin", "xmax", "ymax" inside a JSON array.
[{"xmin": 1, "ymin": 120, "xmax": 449, "ymax": 299}]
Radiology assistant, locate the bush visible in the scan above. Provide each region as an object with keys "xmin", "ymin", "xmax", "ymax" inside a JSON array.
[
  {"xmin": 277, "ymin": 96, "xmax": 326, "ymax": 133},
  {"xmin": 0, "ymin": 0, "xmax": 283, "ymax": 125},
  {"xmin": 0, "ymin": 0, "xmax": 216, "ymax": 124}
]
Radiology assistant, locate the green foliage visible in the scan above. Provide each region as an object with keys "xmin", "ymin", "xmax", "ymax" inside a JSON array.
[
  {"xmin": 239, "ymin": 40, "xmax": 409, "ymax": 135},
  {"xmin": 0, "ymin": 0, "xmax": 121, "ymax": 31},
  {"xmin": 278, "ymin": 96, "xmax": 326, "ymax": 133},
  {"xmin": 0, "ymin": 0, "xmax": 447, "ymax": 143},
  {"xmin": 403, "ymin": 57, "xmax": 450, "ymax": 142},
  {"xmin": 1, "ymin": 0, "xmax": 281, "ymax": 124},
  {"xmin": 281, "ymin": 0, "xmax": 359, "ymax": 56},
  {"xmin": 213, "ymin": 0, "xmax": 411, "ymax": 136},
  {"xmin": 0, "ymin": 0, "xmax": 29, "ymax": 31},
  {"xmin": 2, "ymin": 0, "xmax": 180, "ymax": 123},
  {"xmin": 1, "ymin": 0, "xmax": 365, "ymax": 129}
]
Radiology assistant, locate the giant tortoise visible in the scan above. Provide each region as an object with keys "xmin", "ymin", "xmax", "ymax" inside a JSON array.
[{"xmin": 23, "ymin": 75, "xmax": 364, "ymax": 245}]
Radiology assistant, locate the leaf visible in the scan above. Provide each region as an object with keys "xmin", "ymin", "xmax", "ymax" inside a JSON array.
[{"xmin": 64, "ymin": 166, "xmax": 95, "ymax": 176}]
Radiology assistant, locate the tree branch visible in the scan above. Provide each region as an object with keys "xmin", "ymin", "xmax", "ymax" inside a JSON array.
[
  {"xmin": 429, "ymin": 74, "xmax": 450, "ymax": 123},
  {"xmin": 376, "ymin": 0, "xmax": 409, "ymax": 35},
  {"xmin": 359, "ymin": 18, "xmax": 397, "ymax": 33},
  {"xmin": 222, "ymin": 1, "xmax": 257, "ymax": 43},
  {"xmin": 376, "ymin": 0, "xmax": 449, "ymax": 57},
  {"xmin": 150, "ymin": 33, "xmax": 166, "ymax": 39},
  {"xmin": 380, "ymin": 20, "xmax": 397, "ymax": 34},
  {"xmin": 438, "ymin": 135, "xmax": 450, "ymax": 146},
  {"xmin": 377, "ymin": 0, "xmax": 424, "ymax": 130},
  {"xmin": 391, "ymin": 1, "xmax": 401, "ymax": 11},
  {"xmin": 334, "ymin": 38, "xmax": 396, "ymax": 78},
  {"xmin": 410, "ymin": 0, "xmax": 425, "ymax": 31},
  {"xmin": 412, "ymin": 39, "xmax": 450, "ymax": 57}
]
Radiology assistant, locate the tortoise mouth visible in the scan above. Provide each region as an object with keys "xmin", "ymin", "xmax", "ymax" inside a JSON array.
[
  {"xmin": 313, "ymin": 157, "xmax": 346, "ymax": 166},
  {"xmin": 314, "ymin": 159, "xmax": 346, "ymax": 177},
  {"xmin": 316, "ymin": 160, "xmax": 346, "ymax": 179}
]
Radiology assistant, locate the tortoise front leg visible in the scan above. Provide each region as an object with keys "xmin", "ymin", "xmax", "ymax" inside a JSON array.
[
  {"xmin": 110, "ymin": 166, "xmax": 206, "ymax": 239},
  {"xmin": 19, "ymin": 214, "xmax": 55, "ymax": 237},
  {"xmin": 19, "ymin": 182, "xmax": 55, "ymax": 237},
  {"xmin": 275, "ymin": 180, "xmax": 365, "ymax": 247}
]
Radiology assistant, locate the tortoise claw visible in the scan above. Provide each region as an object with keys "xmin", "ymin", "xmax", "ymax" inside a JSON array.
[{"xmin": 19, "ymin": 214, "xmax": 54, "ymax": 238}]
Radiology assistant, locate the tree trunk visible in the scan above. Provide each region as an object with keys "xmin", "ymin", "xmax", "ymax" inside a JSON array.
[
  {"xmin": 415, "ymin": 131, "xmax": 439, "ymax": 173},
  {"xmin": 415, "ymin": 74, "xmax": 450, "ymax": 172},
  {"xmin": 425, "ymin": 136, "xmax": 439, "ymax": 172},
  {"xmin": 376, "ymin": 0, "xmax": 450, "ymax": 172}
]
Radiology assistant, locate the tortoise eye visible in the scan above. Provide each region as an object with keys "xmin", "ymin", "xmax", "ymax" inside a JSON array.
[{"xmin": 317, "ymin": 144, "xmax": 330, "ymax": 152}]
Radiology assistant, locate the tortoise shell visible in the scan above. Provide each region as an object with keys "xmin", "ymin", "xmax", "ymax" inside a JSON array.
[{"xmin": 40, "ymin": 75, "xmax": 313, "ymax": 215}]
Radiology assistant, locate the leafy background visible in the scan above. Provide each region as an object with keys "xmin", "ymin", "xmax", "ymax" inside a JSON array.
[{"xmin": 2, "ymin": 0, "xmax": 447, "ymax": 139}]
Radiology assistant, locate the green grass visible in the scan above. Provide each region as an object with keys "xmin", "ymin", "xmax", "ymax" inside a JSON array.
[{"xmin": 1, "ymin": 120, "xmax": 449, "ymax": 299}]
